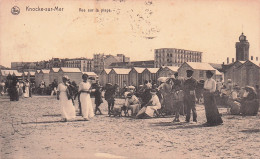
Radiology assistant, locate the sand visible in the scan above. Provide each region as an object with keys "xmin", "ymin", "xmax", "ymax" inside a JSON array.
[{"xmin": 1, "ymin": 95, "xmax": 260, "ymax": 159}]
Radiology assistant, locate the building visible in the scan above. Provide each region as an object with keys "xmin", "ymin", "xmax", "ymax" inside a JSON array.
[
  {"xmin": 154, "ymin": 48, "xmax": 202, "ymax": 67},
  {"xmin": 11, "ymin": 62, "xmax": 37, "ymax": 71},
  {"xmin": 109, "ymin": 60, "xmax": 154, "ymax": 69},
  {"xmin": 99, "ymin": 69, "xmax": 111, "ymax": 86},
  {"xmin": 236, "ymin": 33, "xmax": 250, "ymax": 61},
  {"xmin": 93, "ymin": 54, "xmax": 130, "ymax": 74},
  {"xmin": 82, "ymin": 72, "xmax": 98, "ymax": 80},
  {"xmin": 64, "ymin": 58, "xmax": 93, "ymax": 72},
  {"xmin": 57, "ymin": 67, "xmax": 82, "ymax": 85},
  {"xmin": 49, "ymin": 68, "xmax": 60, "ymax": 84},
  {"xmin": 35, "ymin": 70, "xmax": 41, "ymax": 86},
  {"xmin": 46, "ymin": 58, "xmax": 65, "ymax": 68},
  {"xmin": 178, "ymin": 62, "xmax": 219, "ymax": 81},
  {"xmin": 158, "ymin": 66, "xmax": 179, "ymax": 78},
  {"xmin": 28, "ymin": 71, "xmax": 36, "ymax": 83},
  {"xmin": 38, "ymin": 69, "xmax": 50, "ymax": 86},
  {"xmin": 22, "ymin": 72, "xmax": 29, "ymax": 81},
  {"xmin": 108, "ymin": 68, "xmax": 131, "ymax": 88},
  {"xmin": 141, "ymin": 68, "xmax": 160, "ymax": 84},
  {"xmin": 0, "ymin": 70, "xmax": 19, "ymax": 81},
  {"xmin": 129, "ymin": 67, "xmax": 146, "ymax": 87},
  {"xmin": 223, "ymin": 61, "xmax": 245, "ymax": 85},
  {"xmin": 235, "ymin": 60, "xmax": 260, "ymax": 87}
]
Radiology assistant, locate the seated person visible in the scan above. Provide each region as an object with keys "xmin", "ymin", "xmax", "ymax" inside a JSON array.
[
  {"xmin": 124, "ymin": 92, "xmax": 140, "ymax": 116},
  {"xmin": 240, "ymin": 86, "xmax": 259, "ymax": 116},
  {"xmin": 227, "ymin": 86, "xmax": 240, "ymax": 114},
  {"xmin": 136, "ymin": 89, "xmax": 161, "ymax": 118}
]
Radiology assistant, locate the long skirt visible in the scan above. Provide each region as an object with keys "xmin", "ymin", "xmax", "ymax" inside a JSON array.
[
  {"xmin": 203, "ymin": 92, "xmax": 223, "ymax": 125},
  {"xmin": 163, "ymin": 93, "xmax": 174, "ymax": 114},
  {"xmin": 60, "ymin": 92, "xmax": 76, "ymax": 120},
  {"xmin": 80, "ymin": 92, "xmax": 94, "ymax": 120},
  {"xmin": 240, "ymin": 99, "xmax": 259, "ymax": 116},
  {"xmin": 24, "ymin": 87, "xmax": 30, "ymax": 98}
]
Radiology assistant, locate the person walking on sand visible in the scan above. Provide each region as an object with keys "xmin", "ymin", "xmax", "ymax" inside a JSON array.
[
  {"xmin": 78, "ymin": 74, "xmax": 95, "ymax": 120},
  {"xmin": 57, "ymin": 76, "xmax": 76, "ymax": 122},
  {"xmin": 183, "ymin": 70, "xmax": 197, "ymax": 123},
  {"xmin": 203, "ymin": 70, "xmax": 223, "ymax": 126},
  {"xmin": 94, "ymin": 84, "xmax": 103, "ymax": 115}
]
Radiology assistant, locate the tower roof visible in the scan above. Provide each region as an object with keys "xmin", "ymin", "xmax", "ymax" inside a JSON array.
[{"xmin": 239, "ymin": 32, "xmax": 247, "ymax": 41}]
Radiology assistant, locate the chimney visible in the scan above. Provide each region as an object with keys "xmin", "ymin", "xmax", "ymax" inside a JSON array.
[
  {"xmin": 251, "ymin": 56, "xmax": 253, "ymax": 60},
  {"xmin": 256, "ymin": 57, "xmax": 259, "ymax": 61},
  {"xmin": 232, "ymin": 58, "xmax": 234, "ymax": 63},
  {"xmin": 227, "ymin": 57, "xmax": 229, "ymax": 64}
]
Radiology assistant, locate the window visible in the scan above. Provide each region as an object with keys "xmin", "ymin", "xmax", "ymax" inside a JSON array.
[{"xmin": 199, "ymin": 71, "xmax": 204, "ymax": 77}]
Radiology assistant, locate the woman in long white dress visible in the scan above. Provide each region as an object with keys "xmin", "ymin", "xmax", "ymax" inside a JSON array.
[
  {"xmin": 79, "ymin": 74, "xmax": 95, "ymax": 120},
  {"xmin": 23, "ymin": 80, "xmax": 30, "ymax": 98},
  {"xmin": 57, "ymin": 76, "xmax": 76, "ymax": 122}
]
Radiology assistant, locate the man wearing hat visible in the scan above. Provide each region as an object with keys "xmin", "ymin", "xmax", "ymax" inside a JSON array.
[{"xmin": 183, "ymin": 70, "xmax": 197, "ymax": 123}]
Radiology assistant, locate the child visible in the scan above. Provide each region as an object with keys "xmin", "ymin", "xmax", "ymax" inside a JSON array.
[{"xmin": 94, "ymin": 85, "xmax": 103, "ymax": 115}]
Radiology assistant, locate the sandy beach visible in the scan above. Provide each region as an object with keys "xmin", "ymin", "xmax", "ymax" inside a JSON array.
[{"xmin": 1, "ymin": 95, "xmax": 260, "ymax": 159}]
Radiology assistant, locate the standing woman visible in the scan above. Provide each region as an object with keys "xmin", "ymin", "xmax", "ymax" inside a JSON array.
[
  {"xmin": 203, "ymin": 70, "xmax": 223, "ymax": 126},
  {"xmin": 24, "ymin": 79, "xmax": 30, "ymax": 98},
  {"xmin": 57, "ymin": 76, "xmax": 76, "ymax": 122},
  {"xmin": 78, "ymin": 74, "xmax": 95, "ymax": 120}
]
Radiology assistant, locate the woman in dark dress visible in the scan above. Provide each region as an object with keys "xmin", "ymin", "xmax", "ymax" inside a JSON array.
[
  {"xmin": 203, "ymin": 70, "xmax": 223, "ymax": 126},
  {"xmin": 240, "ymin": 86, "xmax": 259, "ymax": 116},
  {"xmin": 94, "ymin": 85, "xmax": 103, "ymax": 115}
]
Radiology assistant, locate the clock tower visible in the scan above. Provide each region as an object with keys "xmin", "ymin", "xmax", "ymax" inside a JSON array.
[{"xmin": 235, "ymin": 32, "xmax": 249, "ymax": 61}]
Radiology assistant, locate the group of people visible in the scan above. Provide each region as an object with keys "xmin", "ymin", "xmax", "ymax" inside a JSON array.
[
  {"xmin": 56, "ymin": 74, "xmax": 98, "ymax": 121},
  {"xmin": 3, "ymin": 75, "xmax": 32, "ymax": 101},
  {"xmin": 56, "ymin": 70, "xmax": 224, "ymax": 126},
  {"xmin": 220, "ymin": 83, "xmax": 260, "ymax": 116}
]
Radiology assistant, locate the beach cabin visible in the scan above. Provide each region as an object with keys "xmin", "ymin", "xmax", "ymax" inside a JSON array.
[
  {"xmin": 49, "ymin": 68, "xmax": 60, "ymax": 84},
  {"xmin": 35, "ymin": 70, "xmax": 41, "ymax": 87},
  {"xmin": 141, "ymin": 68, "xmax": 159, "ymax": 84},
  {"xmin": 82, "ymin": 72, "xmax": 98, "ymax": 80},
  {"xmin": 57, "ymin": 67, "xmax": 82, "ymax": 85},
  {"xmin": 99, "ymin": 69, "xmax": 111, "ymax": 86},
  {"xmin": 235, "ymin": 60, "xmax": 260, "ymax": 87},
  {"xmin": 178, "ymin": 62, "xmax": 218, "ymax": 81},
  {"xmin": 38, "ymin": 69, "xmax": 50, "ymax": 86},
  {"xmin": 158, "ymin": 66, "xmax": 179, "ymax": 78},
  {"xmin": 22, "ymin": 72, "xmax": 29, "ymax": 81},
  {"xmin": 108, "ymin": 68, "xmax": 131, "ymax": 88},
  {"xmin": 129, "ymin": 67, "xmax": 146, "ymax": 87},
  {"xmin": 13, "ymin": 71, "xmax": 23, "ymax": 81},
  {"xmin": 28, "ymin": 71, "xmax": 36, "ymax": 83},
  {"xmin": 223, "ymin": 61, "xmax": 245, "ymax": 85},
  {"xmin": 0, "ymin": 70, "xmax": 19, "ymax": 81}
]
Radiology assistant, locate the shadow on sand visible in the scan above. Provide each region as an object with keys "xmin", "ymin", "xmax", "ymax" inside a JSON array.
[
  {"xmin": 150, "ymin": 121, "xmax": 213, "ymax": 129},
  {"xmin": 21, "ymin": 119, "xmax": 89, "ymax": 125}
]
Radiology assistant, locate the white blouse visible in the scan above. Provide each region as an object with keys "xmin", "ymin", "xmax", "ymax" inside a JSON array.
[{"xmin": 204, "ymin": 78, "xmax": 216, "ymax": 93}]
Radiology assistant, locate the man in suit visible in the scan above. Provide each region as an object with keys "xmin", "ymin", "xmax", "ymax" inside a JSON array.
[{"xmin": 183, "ymin": 70, "xmax": 197, "ymax": 122}]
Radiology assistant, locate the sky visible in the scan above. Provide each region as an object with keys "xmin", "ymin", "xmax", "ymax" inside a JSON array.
[{"xmin": 0, "ymin": 0, "xmax": 260, "ymax": 67}]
